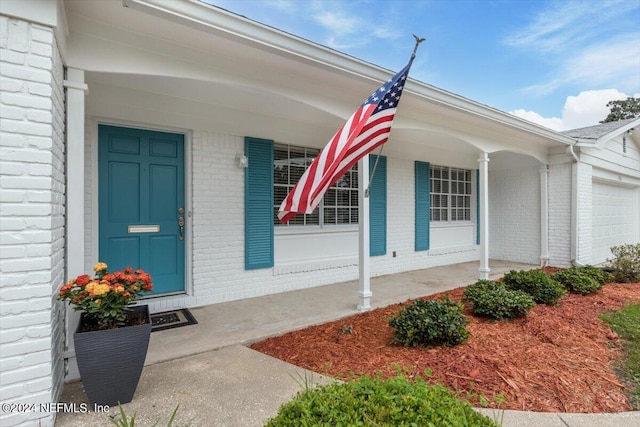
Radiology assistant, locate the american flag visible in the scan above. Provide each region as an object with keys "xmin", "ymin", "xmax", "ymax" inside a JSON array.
[{"xmin": 278, "ymin": 59, "xmax": 414, "ymax": 224}]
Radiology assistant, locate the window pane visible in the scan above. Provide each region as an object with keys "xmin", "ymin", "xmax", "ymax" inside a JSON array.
[
  {"xmin": 274, "ymin": 143, "xmax": 358, "ymax": 226},
  {"xmin": 351, "ymin": 208, "xmax": 359, "ymax": 223},
  {"xmin": 429, "ymin": 164, "xmax": 473, "ymax": 223},
  {"xmin": 307, "ymin": 209, "xmax": 320, "ymax": 225},
  {"xmin": 324, "ymin": 207, "xmax": 336, "ymax": 225}
]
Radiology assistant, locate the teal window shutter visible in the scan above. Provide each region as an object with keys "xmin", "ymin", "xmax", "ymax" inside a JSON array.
[
  {"xmin": 245, "ymin": 137, "xmax": 274, "ymax": 269},
  {"xmin": 415, "ymin": 161, "xmax": 430, "ymax": 251},
  {"xmin": 369, "ymin": 155, "xmax": 387, "ymax": 256},
  {"xmin": 476, "ymin": 169, "xmax": 480, "ymax": 245}
]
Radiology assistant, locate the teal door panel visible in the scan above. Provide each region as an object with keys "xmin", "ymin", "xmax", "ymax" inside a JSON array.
[{"xmin": 99, "ymin": 125, "xmax": 185, "ymax": 295}]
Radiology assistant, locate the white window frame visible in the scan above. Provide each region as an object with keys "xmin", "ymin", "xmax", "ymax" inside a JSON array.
[{"xmin": 430, "ymin": 165, "xmax": 473, "ymax": 225}]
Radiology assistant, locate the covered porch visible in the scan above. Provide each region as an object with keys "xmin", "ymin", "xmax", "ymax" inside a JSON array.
[{"xmin": 57, "ymin": 260, "xmax": 535, "ymax": 426}]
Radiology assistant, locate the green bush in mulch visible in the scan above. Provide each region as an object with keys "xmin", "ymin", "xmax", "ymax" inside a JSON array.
[
  {"xmin": 388, "ymin": 297, "xmax": 470, "ymax": 347},
  {"xmin": 576, "ymin": 265, "xmax": 614, "ymax": 285},
  {"xmin": 502, "ymin": 269, "xmax": 566, "ymax": 305},
  {"xmin": 552, "ymin": 268, "xmax": 602, "ymax": 295},
  {"xmin": 463, "ymin": 280, "xmax": 535, "ymax": 320},
  {"xmin": 609, "ymin": 244, "xmax": 640, "ymax": 283},
  {"xmin": 264, "ymin": 375, "xmax": 497, "ymax": 427}
]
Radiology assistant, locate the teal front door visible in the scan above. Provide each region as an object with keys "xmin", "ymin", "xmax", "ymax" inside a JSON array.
[{"xmin": 99, "ymin": 125, "xmax": 185, "ymax": 295}]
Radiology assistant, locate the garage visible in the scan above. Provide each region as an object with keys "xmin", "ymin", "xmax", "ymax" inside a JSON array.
[{"xmin": 592, "ymin": 181, "xmax": 636, "ymax": 264}]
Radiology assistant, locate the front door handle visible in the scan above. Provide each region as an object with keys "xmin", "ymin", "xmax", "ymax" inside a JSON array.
[{"xmin": 178, "ymin": 216, "xmax": 185, "ymax": 240}]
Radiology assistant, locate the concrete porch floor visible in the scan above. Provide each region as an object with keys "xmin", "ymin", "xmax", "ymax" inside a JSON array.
[{"xmin": 56, "ymin": 260, "xmax": 640, "ymax": 427}]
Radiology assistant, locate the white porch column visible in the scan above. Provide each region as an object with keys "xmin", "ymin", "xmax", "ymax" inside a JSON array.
[
  {"xmin": 478, "ymin": 152, "xmax": 490, "ymax": 280},
  {"xmin": 539, "ymin": 165, "xmax": 549, "ymax": 267},
  {"xmin": 63, "ymin": 68, "xmax": 88, "ymax": 378},
  {"xmin": 357, "ymin": 155, "xmax": 371, "ymax": 311}
]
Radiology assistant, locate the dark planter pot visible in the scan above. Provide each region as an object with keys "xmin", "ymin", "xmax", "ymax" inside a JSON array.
[{"xmin": 74, "ymin": 305, "xmax": 151, "ymax": 406}]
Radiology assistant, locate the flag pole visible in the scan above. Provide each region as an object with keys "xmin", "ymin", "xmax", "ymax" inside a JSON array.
[
  {"xmin": 358, "ymin": 35, "xmax": 424, "ymax": 312},
  {"xmin": 365, "ymin": 35, "xmax": 425, "ymax": 198}
]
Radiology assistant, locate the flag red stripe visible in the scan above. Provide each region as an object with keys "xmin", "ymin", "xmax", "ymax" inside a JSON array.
[{"xmin": 278, "ymin": 59, "xmax": 412, "ymax": 223}]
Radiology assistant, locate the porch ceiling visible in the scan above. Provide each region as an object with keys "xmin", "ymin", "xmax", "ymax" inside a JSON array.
[{"xmin": 65, "ymin": 0, "xmax": 572, "ymax": 166}]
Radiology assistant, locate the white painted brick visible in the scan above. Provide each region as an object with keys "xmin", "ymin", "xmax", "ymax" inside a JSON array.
[
  {"xmin": 29, "ymin": 40, "xmax": 52, "ymax": 57},
  {"xmin": 1, "ymin": 49, "xmax": 25, "ymax": 64},
  {"xmin": 1, "ymin": 176, "xmax": 51, "ymax": 189},
  {"xmin": 0, "ymin": 105, "xmax": 26, "ymax": 120},
  {"xmin": 26, "ymin": 377, "xmax": 52, "ymax": 393},
  {"xmin": 0, "ymin": 147, "xmax": 53, "ymax": 163},
  {"xmin": 0, "ymin": 217, "xmax": 26, "ymax": 230},
  {"xmin": 0, "ymin": 161, "xmax": 26, "ymax": 175},
  {"xmin": 0, "ymin": 383, "xmax": 26, "ymax": 400},
  {"xmin": 0, "ymin": 245, "xmax": 26, "ymax": 259},
  {"xmin": 28, "ymin": 81, "xmax": 52, "ymax": 97},
  {"xmin": 0, "ymin": 364, "xmax": 51, "ymax": 388},
  {"xmin": 30, "ymin": 26, "xmax": 53, "ymax": 44},
  {"xmin": 26, "ymin": 324, "xmax": 51, "ymax": 339},
  {"xmin": 0, "ymin": 63, "xmax": 51, "ymax": 84},
  {"xmin": 0, "ymin": 311, "xmax": 50, "ymax": 330},
  {"xmin": 0, "ymin": 300, "xmax": 29, "ymax": 315},
  {"xmin": 548, "ymin": 163, "xmax": 572, "ymax": 266},
  {"xmin": 0, "ymin": 329, "xmax": 25, "ymax": 344},
  {"xmin": 0, "ymin": 17, "xmax": 65, "ymax": 426},
  {"xmin": 26, "ymin": 108, "xmax": 52, "ymax": 124},
  {"xmin": 0, "ymin": 337, "xmax": 50, "ymax": 358},
  {"xmin": 27, "ymin": 54, "xmax": 52, "ymax": 70},
  {"xmin": 26, "ymin": 244, "xmax": 52, "ymax": 257},
  {"xmin": 0, "ymin": 78, "xmax": 25, "ymax": 93},
  {"xmin": 6, "ymin": 19, "xmax": 28, "ymax": 52},
  {"xmin": 489, "ymin": 165, "xmax": 540, "ymax": 264},
  {"xmin": 0, "ymin": 16, "xmax": 8, "ymax": 49},
  {"xmin": 1, "ymin": 92, "xmax": 52, "ymax": 109},
  {"xmin": 0, "ymin": 119, "xmax": 51, "ymax": 136},
  {"xmin": 0, "ymin": 203, "xmax": 52, "ymax": 217}
]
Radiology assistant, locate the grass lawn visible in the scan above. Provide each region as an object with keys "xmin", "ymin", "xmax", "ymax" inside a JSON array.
[{"xmin": 601, "ymin": 303, "xmax": 640, "ymax": 410}]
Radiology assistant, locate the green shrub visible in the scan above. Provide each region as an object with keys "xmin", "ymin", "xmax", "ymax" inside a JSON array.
[
  {"xmin": 552, "ymin": 268, "xmax": 602, "ymax": 295},
  {"xmin": 463, "ymin": 280, "xmax": 535, "ymax": 320},
  {"xmin": 388, "ymin": 297, "xmax": 470, "ymax": 347},
  {"xmin": 577, "ymin": 265, "xmax": 614, "ymax": 285},
  {"xmin": 265, "ymin": 375, "xmax": 497, "ymax": 427},
  {"xmin": 609, "ymin": 244, "xmax": 640, "ymax": 283},
  {"xmin": 502, "ymin": 269, "xmax": 566, "ymax": 305}
]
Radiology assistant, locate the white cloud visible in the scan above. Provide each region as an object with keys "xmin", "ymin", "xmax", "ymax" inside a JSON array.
[
  {"xmin": 510, "ymin": 109, "xmax": 563, "ymax": 131},
  {"xmin": 313, "ymin": 11, "xmax": 361, "ymax": 37},
  {"xmin": 510, "ymin": 89, "xmax": 631, "ymax": 131}
]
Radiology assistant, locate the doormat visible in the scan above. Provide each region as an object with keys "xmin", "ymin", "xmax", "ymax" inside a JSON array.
[{"xmin": 151, "ymin": 308, "xmax": 197, "ymax": 332}]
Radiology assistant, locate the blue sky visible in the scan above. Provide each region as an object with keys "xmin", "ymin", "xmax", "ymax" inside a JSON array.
[{"xmin": 205, "ymin": 0, "xmax": 640, "ymax": 131}]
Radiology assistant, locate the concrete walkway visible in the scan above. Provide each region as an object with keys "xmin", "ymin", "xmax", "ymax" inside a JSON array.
[{"xmin": 56, "ymin": 261, "xmax": 640, "ymax": 426}]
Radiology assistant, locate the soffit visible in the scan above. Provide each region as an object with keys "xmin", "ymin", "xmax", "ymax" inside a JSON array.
[{"xmin": 64, "ymin": 0, "xmax": 570, "ymax": 163}]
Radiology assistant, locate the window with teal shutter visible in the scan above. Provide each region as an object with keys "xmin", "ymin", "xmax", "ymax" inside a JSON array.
[
  {"xmin": 415, "ymin": 161, "xmax": 430, "ymax": 251},
  {"xmin": 245, "ymin": 137, "xmax": 274, "ymax": 269},
  {"xmin": 369, "ymin": 155, "xmax": 387, "ymax": 256}
]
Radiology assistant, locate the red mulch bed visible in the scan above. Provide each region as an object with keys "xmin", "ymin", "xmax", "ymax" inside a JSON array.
[{"xmin": 251, "ymin": 282, "xmax": 640, "ymax": 413}]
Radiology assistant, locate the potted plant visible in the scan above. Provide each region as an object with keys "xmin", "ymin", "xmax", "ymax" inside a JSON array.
[{"xmin": 59, "ymin": 262, "xmax": 154, "ymax": 406}]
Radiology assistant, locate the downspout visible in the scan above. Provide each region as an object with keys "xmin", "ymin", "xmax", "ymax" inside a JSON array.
[
  {"xmin": 539, "ymin": 165, "xmax": 549, "ymax": 268},
  {"xmin": 566, "ymin": 144, "xmax": 584, "ymax": 267}
]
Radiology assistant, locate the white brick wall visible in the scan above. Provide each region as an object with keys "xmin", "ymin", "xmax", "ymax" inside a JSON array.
[
  {"xmin": 81, "ymin": 130, "xmax": 479, "ymax": 314},
  {"xmin": 0, "ymin": 16, "xmax": 65, "ymax": 427},
  {"xmin": 576, "ymin": 163, "xmax": 592, "ymax": 263},
  {"xmin": 548, "ymin": 163, "xmax": 572, "ymax": 267},
  {"xmin": 489, "ymin": 166, "xmax": 541, "ymax": 264}
]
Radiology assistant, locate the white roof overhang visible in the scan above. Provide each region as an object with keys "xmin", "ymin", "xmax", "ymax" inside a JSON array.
[{"xmin": 63, "ymin": 0, "xmax": 575, "ymax": 165}]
